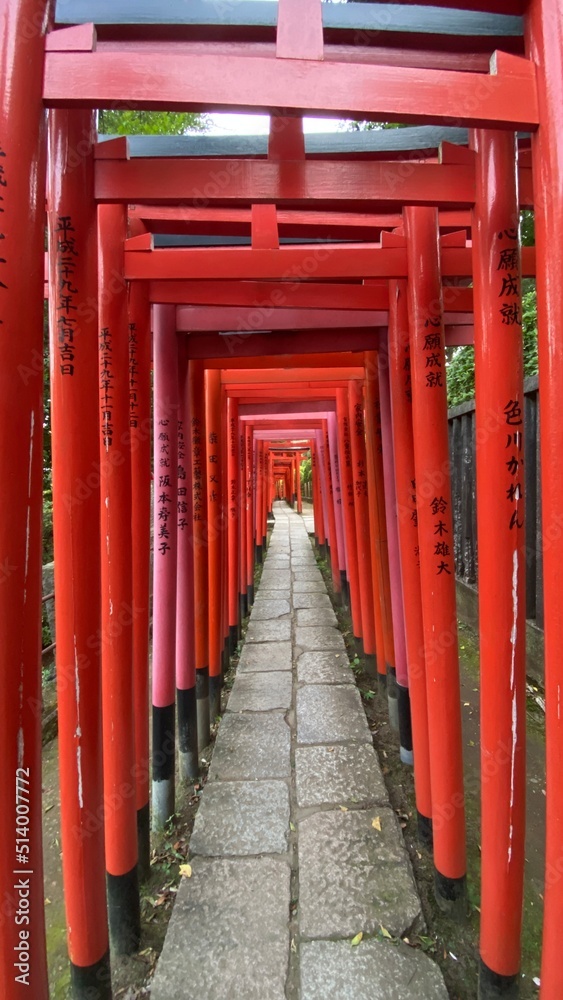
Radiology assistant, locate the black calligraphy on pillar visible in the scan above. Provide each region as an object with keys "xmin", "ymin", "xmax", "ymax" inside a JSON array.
[
  {"xmin": 192, "ymin": 416, "xmax": 203, "ymax": 523},
  {"xmin": 99, "ymin": 327, "xmax": 114, "ymax": 446},
  {"xmin": 504, "ymin": 398, "xmax": 524, "ymax": 531},
  {"xmin": 342, "ymin": 415, "xmax": 354, "ymax": 507},
  {"xmin": 128, "ymin": 322, "xmax": 139, "ymax": 427},
  {"xmin": 208, "ymin": 430, "xmax": 219, "ymax": 507},
  {"xmin": 353, "ymin": 403, "xmax": 367, "ymax": 499},
  {"xmin": 56, "ymin": 216, "xmax": 79, "ymax": 375},
  {"xmin": 0, "ymin": 145, "xmax": 7, "ymax": 310},
  {"xmin": 177, "ymin": 419, "xmax": 188, "ymax": 532},
  {"xmin": 430, "ymin": 495, "xmax": 451, "ymax": 576},
  {"xmin": 403, "ymin": 344, "xmax": 412, "ymax": 403},
  {"xmin": 497, "ymin": 228, "xmax": 522, "ymax": 328},
  {"xmin": 422, "ymin": 317, "xmax": 444, "ymax": 390},
  {"xmin": 157, "ymin": 419, "xmax": 172, "ymax": 555}
]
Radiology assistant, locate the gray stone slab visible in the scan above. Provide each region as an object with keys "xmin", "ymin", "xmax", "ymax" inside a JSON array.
[
  {"xmin": 296, "ymin": 684, "xmax": 371, "ymax": 745},
  {"xmin": 293, "ymin": 580, "xmax": 327, "ymax": 593},
  {"xmin": 246, "ymin": 619, "xmax": 292, "ymax": 643},
  {"xmin": 297, "ymin": 651, "xmax": 354, "ymax": 685},
  {"xmin": 300, "ymin": 939, "xmax": 448, "ymax": 1000},
  {"xmin": 228, "ymin": 671, "xmax": 292, "ymax": 713},
  {"xmin": 292, "ymin": 569, "xmax": 324, "ymax": 583},
  {"xmin": 292, "ymin": 593, "xmax": 333, "ymax": 610},
  {"xmin": 209, "ymin": 712, "xmax": 290, "ymax": 781},
  {"xmin": 254, "ymin": 588, "xmax": 291, "ymax": 602},
  {"xmin": 291, "ymin": 555, "xmax": 317, "ymax": 566},
  {"xmin": 238, "ymin": 641, "xmax": 292, "ymax": 672},
  {"xmin": 151, "ymin": 856, "xmax": 290, "ymax": 1000},
  {"xmin": 264, "ymin": 556, "xmax": 290, "ymax": 567},
  {"xmin": 299, "ymin": 809, "xmax": 423, "ymax": 939},
  {"xmin": 249, "ymin": 599, "xmax": 291, "ymax": 621},
  {"xmin": 190, "ymin": 780, "xmax": 289, "ymax": 856},
  {"xmin": 295, "ymin": 625, "xmax": 346, "ymax": 652},
  {"xmin": 295, "ymin": 744, "xmax": 387, "ymax": 807},
  {"xmin": 295, "ymin": 607, "xmax": 337, "ymax": 627},
  {"xmin": 257, "ymin": 570, "xmax": 291, "ymax": 589}
]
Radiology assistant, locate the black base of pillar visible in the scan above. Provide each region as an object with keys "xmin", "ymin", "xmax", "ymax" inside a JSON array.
[
  {"xmin": 479, "ymin": 960, "xmax": 519, "ymax": 999},
  {"xmin": 262, "ymin": 534, "xmax": 267, "ymax": 551},
  {"xmin": 417, "ymin": 812, "xmax": 433, "ymax": 850},
  {"xmin": 247, "ymin": 583, "xmax": 255, "ymax": 607},
  {"xmin": 340, "ymin": 572, "xmax": 349, "ymax": 609},
  {"xmin": 209, "ymin": 674, "xmax": 222, "ymax": 722},
  {"xmin": 70, "ymin": 951, "xmax": 112, "ymax": 1000},
  {"xmin": 107, "ymin": 865, "xmax": 141, "ymax": 955},
  {"xmin": 196, "ymin": 666, "xmax": 210, "ymax": 751},
  {"xmin": 255, "ymin": 543, "xmax": 263, "ymax": 565},
  {"xmin": 397, "ymin": 684, "xmax": 413, "ymax": 764},
  {"xmin": 178, "ymin": 686, "xmax": 198, "ymax": 780},
  {"xmin": 152, "ymin": 703, "xmax": 175, "ymax": 783},
  {"xmin": 137, "ymin": 801, "xmax": 151, "ymax": 883},
  {"xmin": 434, "ymin": 869, "xmax": 468, "ymax": 920},
  {"xmin": 229, "ymin": 624, "xmax": 239, "ymax": 654},
  {"xmin": 363, "ymin": 652, "xmax": 377, "ymax": 678},
  {"xmin": 239, "ymin": 591, "xmax": 248, "ymax": 621},
  {"xmin": 386, "ymin": 666, "xmax": 399, "ymax": 731},
  {"xmin": 221, "ymin": 642, "xmax": 229, "ymax": 680},
  {"xmin": 378, "ymin": 671, "xmax": 387, "ymax": 695},
  {"xmin": 354, "ymin": 636, "xmax": 364, "ymax": 658}
]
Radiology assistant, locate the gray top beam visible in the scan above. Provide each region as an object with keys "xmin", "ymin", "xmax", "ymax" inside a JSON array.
[{"xmin": 55, "ymin": 1, "xmax": 522, "ymax": 38}]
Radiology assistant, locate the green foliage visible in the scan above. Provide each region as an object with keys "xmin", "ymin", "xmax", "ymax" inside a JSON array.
[
  {"xmin": 98, "ymin": 109, "xmax": 208, "ymax": 136},
  {"xmin": 300, "ymin": 457, "xmax": 312, "ymax": 487}
]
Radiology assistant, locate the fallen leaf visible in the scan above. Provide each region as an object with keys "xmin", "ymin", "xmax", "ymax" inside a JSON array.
[
  {"xmin": 327, "ymin": 747, "xmax": 335, "ymax": 753},
  {"xmin": 463, "ymin": 702, "xmax": 470, "ymax": 707},
  {"xmin": 339, "ymin": 806, "xmax": 348, "ymax": 812},
  {"xmin": 380, "ymin": 925, "xmax": 392, "ymax": 939},
  {"xmin": 350, "ymin": 932, "xmax": 363, "ymax": 947},
  {"xmin": 289, "ymin": 821, "xmax": 296, "ymax": 832},
  {"xmin": 179, "ymin": 864, "xmax": 192, "ymax": 878},
  {"xmin": 372, "ymin": 816, "xmax": 382, "ymax": 831},
  {"xmin": 44, "ymin": 898, "xmax": 51, "ymax": 906}
]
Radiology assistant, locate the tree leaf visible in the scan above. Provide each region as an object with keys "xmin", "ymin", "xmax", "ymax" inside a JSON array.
[
  {"xmin": 350, "ymin": 932, "xmax": 363, "ymax": 947},
  {"xmin": 372, "ymin": 816, "xmax": 382, "ymax": 831},
  {"xmin": 179, "ymin": 864, "xmax": 192, "ymax": 878}
]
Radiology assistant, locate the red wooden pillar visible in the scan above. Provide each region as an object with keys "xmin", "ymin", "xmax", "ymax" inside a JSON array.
[
  {"xmin": 348, "ymin": 380, "xmax": 377, "ymax": 674},
  {"xmin": 176, "ymin": 339, "xmax": 198, "ymax": 781},
  {"xmin": 0, "ymin": 4, "xmax": 51, "ymax": 996},
  {"xmin": 311, "ymin": 439, "xmax": 326, "ymax": 555},
  {"xmin": 525, "ymin": 6, "xmax": 563, "ymax": 995},
  {"xmin": 321, "ymin": 421, "xmax": 341, "ymax": 593},
  {"xmin": 255, "ymin": 440, "xmax": 264, "ymax": 562},
  {"xmin": 239, "ymin": 416, "xmax": 248, "ymax": 620},
  {"xmin": 205, "ymin": 369, "xmax": 223, "ymax": 721},
  {"xmin": 336, "ymin": 390, "xmax": 363, "ymax": 651},
  {"xmin": 227, "ymin": 396, "xmax": 241, "ymax": 650},
  {"xmin": 388, "ymin": 280, "xmax": 433, "ymax": 846},
  {"xmin": 128, "ymin": 281, "xmax": 151, "ymax": 880},
  {"xmin": 245, "ymin": 425, "xmax": 255, "ymax": 604},
  {"xmin": 365, "ymin": 356, "xmax": 397, "ymax": 698},
  {"xmin": 152, "ymin": 304, "xmax": 178, "ymax": 828},
  {"xmin": 98, "ymin": 204, "xmax": 140, "ymax": 951},
  {"xmin": 404, "ymin": 205, "xmax": 466, "ymax": 916},
  {"xmin": 363, "ymin": 362, "xmax": 390, "ymax": 693},
  {"xmin": 471, "ymin": 130, "xmax": 526, "ymax": 999},
  {"xmin": 296, "ymin": 450, "xmax": 303, "ymax": 514},
  {"xmin": 327, "ymin": 412, "xmax": 345, "ymax": 600},
  {"xmin": 189, "ymin": 360, "xmax": 210, "ymax": 751},
  {"xmin": 48, "ymin": 110, "xmax": 111, "ymax": 998}
]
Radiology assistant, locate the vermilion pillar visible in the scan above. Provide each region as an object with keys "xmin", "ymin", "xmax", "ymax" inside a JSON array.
[
  {"xmin": 348, "ymin": 380, "xmax": 377, "ymax": 674},
  {"xmin": 404, "ymin": 205, "xmax": 467, "ymax": 916},
  {"xmin": 322, "ymin": 421, "xmax": 341, "ymax": 593},
  {"xmin": 525, "ymin": 5, "xmax": 563, "ymax": 996},
  {"xmin": 152, "ymin": 304, "xmax": 178, "ymax": 827},
  {"xmin": 328, "ymin": 412, "xmax": 346, "ymax": 600},
  {"xmin": 379, "ymin": 340, "xmax": 412, "ymax": 754},
  {"xmin": 239, "ymin": 417, "xmax": 248, "ymax": 620},
  {"xmin": 176, "ymin": 340, "xmax": 198, "ymax": 781},
  {"xmin": 0, "ymin": 4, "xmax": 50, "ymax": 996},
  {"xmin": 227, "ymin": 396, "xmax": 241, "ymax": 649},
  {"xmin": 245, "ymin": 424, "xmax": 255, "ymax": 604},
  {"xmin": 388, "ymin": 280, "xmax": 433, "ymax": 847},
  {"xmin": 128, "ymin": 280, "xmax": 151, "ymax": 880},
  {"xmin": 205, "ymin": 368, "xmax": 223, "ymax": 721},
  {"xmin": 311, "ymin": 439, "xmax": 326, "ymax": 556},
  {"xmin": 189, "ymin": 360, "xmax": 210, "ymax": 750},
  {"xmin": 98, "ymin": 203, "xmax": 140, "ymax": 951},
  {"xmin": 48, "ymin": 110, "xmax": 111, "ymax": 998},
  {"xmin": 471, "ymin": 130, "xmax": 526, "ymax": 999},
  {"xmin": 336, "ymin": 390, "xmax": 363, "ymax": 650},
  {"xmin": 255, "ymin": 439, "xmax": 264, "ymax": 562}
]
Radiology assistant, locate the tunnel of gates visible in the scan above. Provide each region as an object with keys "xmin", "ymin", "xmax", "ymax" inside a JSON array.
[{"xmin": 1, "ymin": 0, "xmax": 563, "ymax": 997}]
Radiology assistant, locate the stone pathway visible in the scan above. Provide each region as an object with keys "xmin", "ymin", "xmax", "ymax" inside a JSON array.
[{"xmin": 151, "ymin": 503, "xmax": 448, "ymax": 1000}]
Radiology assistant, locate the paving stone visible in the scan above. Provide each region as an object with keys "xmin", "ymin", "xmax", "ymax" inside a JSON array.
[
  {"xmin": 190, "ymin": 780, "xmax": 289, "ymax": 856},
  {"xmin": 209, "ymin": 712, "xmax": 291, "ymax": 782},
  {"xmin": 249, "ymin": 599, "xmax": 291, "ymax": 621},
  {"xmin": 298, "ymin": 809, "xmax": 423, "ymax": 938},
  {"xmin": 295, "ymin": 607, "xmax": 337, "ymax": 627},
  {"xmin": 295, "ymin": 744, "xmax": 387, "ymax": 807},
  {"xmin": 293, "ymin": 579, "xmax": 327, "ymax": 593},
  {"xmin": 292, "ymin": 593, "xmax": 333, "ymax": 610},
  {"xmin": 291, "ymin": 555, "xmax": 317, "ymax": 566},
  {"xmin": 264, "ymin": 556, "xmax": 290, "ymax": 567},
  {"xmin": 238, "ymin": 641, "xmax": 292, "ymax": 672},
  {"xmin": 151, "ymin": 856, "xmax": 290, "ymax": 1000},
  {"xmin": 295, "ymin": 625, "xmax": 346, "ymax": 651},
  {"xmin": 253, "ymin": 588, "xmax": 291, "ymax": 602},
  {"xmin": 292, "ymin": 569, "xmax": 324, "ymax": 583},
  {"xmin": 257, "ymin": 570, "xmax": 291, "ymax": 589},
  {"xmin": 300, "ymin": 939, "xmax": 448, "ymax": 1000},
  {"xmin": 296, "ymin": 684, "xmax": 371, "ymax": 744},
  {"xmin": 227, "ymin": 671, "xmax": 292, "ymax": 713},
  {"xmin": 246, "ymin": 619, "xmax": 292, "ymax": 643},
  {"xmin": 297, "ymin": 651, "xmax": 354, "ymax": 685}
]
